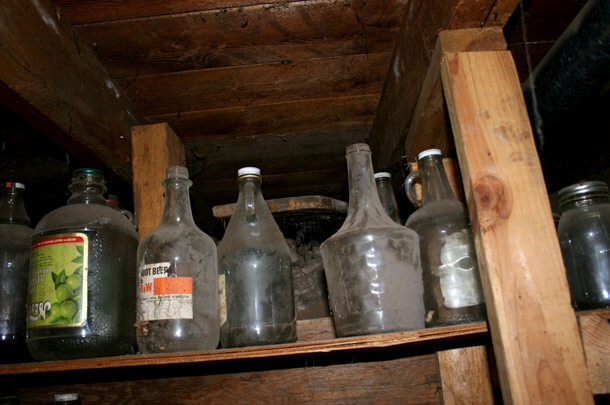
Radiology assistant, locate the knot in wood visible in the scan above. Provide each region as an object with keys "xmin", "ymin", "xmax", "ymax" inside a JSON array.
[{"xmin": 472, "ymin": 174, "xmax": 512, "ymax": 231}]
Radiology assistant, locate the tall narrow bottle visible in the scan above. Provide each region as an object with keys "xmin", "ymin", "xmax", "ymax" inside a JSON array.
[
  {"xmin": 218, "ymin": 167, "xmax": 296, "ymax": 348},
  {"xmin": 26, "ymin": 169, "xmax": 138, "ymax": 360},
  {"xmin": 136, "ymin": 166, "xmax": 219, "ymax": 353},
  {"xmin": 405, "ymin": 149, "xmax": 485, "ymax": 326},
  {"xmin": 320, "ymin": 143, "xmax": 425, "ymax": 337},
  {"xmin": 0, "ymin": 182, "xmax": 32, "ymax": 362},
  {"xmin": 374, "ymin": 172, "xmax": 401, "ymax": 223}
]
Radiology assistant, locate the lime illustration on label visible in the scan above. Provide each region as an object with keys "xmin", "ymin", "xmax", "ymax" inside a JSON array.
[{"xmin": 27, "ymin": 233, "xmax": 88, "ymax": 328}]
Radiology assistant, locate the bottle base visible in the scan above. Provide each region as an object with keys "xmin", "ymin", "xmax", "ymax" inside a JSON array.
[
  {"xmin": 27, "ymin": 335, "xmax": 135, "ymax": 361},
  {"xmin": 220, "ymin": 322, "xmax": 296, "ymax": 348}
]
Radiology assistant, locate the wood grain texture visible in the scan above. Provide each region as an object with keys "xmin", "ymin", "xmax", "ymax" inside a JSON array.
[
  {"xmin": 4, "ymin": 353, "xmax": 440, "ymax": 404},
  {"xmin": 369, "ymin": 0, "xmax": 500, "ymax": 172},
  {"xmin": 132, "ymin": 123, "xmax": 186, "ymax": 240},
  {"xmin": 437, "ymin": 345, "xmax": 494, "ymax": 405},
  {"xmin": 405, "ymin": 28, "xmax": 506, "ymax": 160},
  {"xmin": 578, "ymin": 310, "xmax": 610, "ymax": 394},
  {"xmin": 213, "ymin": 195, "xmax": 347, "ymax": 219},
  {"xmin": 0, "ymin": 0, "xmax": 141, "ymax": 180},
  {"xmin": 441, "ymin": 50, "xmax": 593, "ymax": 403}
]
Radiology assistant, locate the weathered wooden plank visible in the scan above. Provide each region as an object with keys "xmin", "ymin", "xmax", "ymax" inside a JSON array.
[
  {"xmin": 437, "ymin": 345, "xmax": 494, "ymax": 405},
  {"xmin": 132, "ymin": 123, "xmax": 186, "ymax": 240},
  {"xmin": 213, "ymin": 195, "xmax": 347, "ymax": 219},
  {"xmin": 369, "ymin": 0, "xmax": 505, "ymax": 172},
  {"xmin": 0, "ymin": 0, "xmax": 141, "ymax": 181},
  {"xmin": 441, "ymin": 50, "xmax": 593, "ymax": 403},
  {"xmin": 68, "ymin": 0, "xmax": 404, "ymax": 76},
  {"xmin": 578, "ymin": 310, "xmax": 610, "ymax": 395},
  {"xmin": 404, "ymin": 28, "xmax": 506, "ymax": 160},
  {"xmin": 120, "ymin": 53, "xmax": 390, "ymax": 117},
  {"xmin": 4, "ymin": 353, "xmax": 440, "ymax": 404}
]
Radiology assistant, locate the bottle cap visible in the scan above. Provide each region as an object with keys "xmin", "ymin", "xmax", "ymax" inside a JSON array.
[
  {"xmin": 417, "ymin": 149, "xmax": 442, "ymax": 160},
  {"xmin": 374, "ymin": 172, "xmax": 392, "ymax": 179},
  {"xmin": 53, "ymin": 393, "xmax": 80, "ymax": 402},
  {"xmin": 558, "ymin": 180, "xmax": 609, "ymax": 208},
  {"xmin": 2, "ymin": 182, "xmax": 25, "ymax": 190},
  {"xmin": 165, "ymin": 166, "xmax": 189, "ymax": 180},
  {"xmin": 73, "ymin": 168, "xmax": 104, "ymax": 177},
  {"xmin": 238, "ymin": 167, "xmax": 261, "ymax": 177},
  {"xmin": 346, "ymin": 143, "xmax": 370, "ymax": 154}
]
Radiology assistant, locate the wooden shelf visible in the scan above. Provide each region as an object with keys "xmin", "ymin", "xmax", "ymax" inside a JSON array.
[{"xmin": 0, "ymin": 320, "xmax": 488, "ymax": 376}]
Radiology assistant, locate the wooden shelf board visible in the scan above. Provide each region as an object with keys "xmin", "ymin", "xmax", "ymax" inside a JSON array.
[{"xmin": 0, "ymin": 321, "xmax": 487, "ymax": 376}]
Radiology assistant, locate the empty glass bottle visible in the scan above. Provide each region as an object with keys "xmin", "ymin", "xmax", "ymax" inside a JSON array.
[
  {"xmin": 374, "ymin": 172, "xmax": 401, "ymax": 223},
  {"xmin": 218, "ymin": 167, "xmax": 296, "ymax": 347},
  {"xmin": 136, "ymin": 166, "xmax": 219, "ymax": 353},
  {"xmin": 0, "ymin": 182, "xmax": 32, "ymax": 362},
  {"xmin": 320, "ymin": 143, "xmax": 424, "ymax": 337},
  {"xmin": 405, "ymin": 149, "xmax": 485, "ymax": 327},
  {"xmin": 26, "ymin": 169, "xmax": 138, "ymax": 360},
  {"xmin": 557, "ymin": 181, "xmax": 610, "ymax": 310}
]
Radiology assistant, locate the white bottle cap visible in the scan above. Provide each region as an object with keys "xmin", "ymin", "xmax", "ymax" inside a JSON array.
[
  {"xmin": 417, "ymin": 149, "xmax": 442, "ymax": 160},
  {"xmin": 238, "ymin": 167, "xmax": 261, "ymax": 177},
  {"xmin": 374, "ymin": 172, "xmax": 392, "ymax": 179},
  {"xmin": 3, "ymin": 182, "xmax": 25, "ymax": 190}
]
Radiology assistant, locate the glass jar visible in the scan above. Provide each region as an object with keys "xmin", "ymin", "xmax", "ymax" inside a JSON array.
[
  {"xmin": 320, "ymin": 143, "xmax": 424, "ymax": 337},
  {"xmin": 136, "ymin": 166, "xmax": 219, "ymax": 353},
  {"xmin": 26, "ymin": 169, "xmax": 138, "ymax": 360},
  {"xmin": 405, "ymin": 149, "xmax": 485, "ymax": 327},
  {"xmin": 374, "ymin": 172, "xmax": 401, "ymax": 223},
  {"xmin": 217, "ymin": 167, "xmax": 296, "ymax": 347},
  {"xmin": 0, "ymin": 182, "xmax": 32, "ymax": 362},
  {"xmin": 557, "ymin": 181, "xmax": 610, "ymax": 310}
]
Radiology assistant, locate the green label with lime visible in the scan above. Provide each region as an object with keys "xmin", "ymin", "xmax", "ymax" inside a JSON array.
[{"xmin": 27, "ymin": 233, "xmax": 88, "ymax": 328}]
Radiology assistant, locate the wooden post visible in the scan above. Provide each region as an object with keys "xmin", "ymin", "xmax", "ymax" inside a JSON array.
[
  {"xmin": 437, "ymin": 346, "xmax": 494, "ymax": 404},
  {"xmin": 131, "ymin": 123, "xmax": 186, "ymax": 240},
  {"xmin": 441, "ymin": 49, "xmax": 593, "ymax": 403}
]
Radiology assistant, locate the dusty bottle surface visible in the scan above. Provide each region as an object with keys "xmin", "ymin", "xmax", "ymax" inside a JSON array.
[
  {"xmin": 374, "ymin": 172, "xmax": 401, "ymax": 223},
  {"xmin": 405, "ymin": 149, "xmax": 485, "ymax": 327},
  {"xmin": 320, "ymin": 143, "xmax": 425, "ymax": 337},
  {"xmin": 26, "ymin": 169, "xmax": 138, "ymax": 360},
  {"xmin": 557, "ymin": 181, "xmax": 610, "ymax": 310},
  {"xmin": 136, "ymin": 166, "xmax": 219, "ymax": 353},
  {"xmin": 217, "ymin": 167, "xmax": 296, "ymax": 348},
  {"xmin": 0, "ymin": 182, "xmax": 33, "ymax": 362}
]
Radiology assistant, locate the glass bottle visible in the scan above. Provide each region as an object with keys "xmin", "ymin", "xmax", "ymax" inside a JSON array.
[
  {"xmin": 218, "ymin": 167, "xmax": 296, "ymax": 347},
  {"xmin": 374, "ymin": 172, "xmax": 401, "ymax": 223},
  {"xmin": 136, "ymin": 166, "xmax": 219, "ymax": 353},
  {"xmin": 0, "ymin": 182, "xmax": 32, "ymax": 362},
  {"xmin": 405, "ymin": 149, "xmax": 485, "ymax": 327},
  {"xmin": 320, "ymin": 143, "xmax": 424, "ymax": 337},
  {"xmin": 557, "ymin": 181, "xmax": 610, "ymax": 310},
  {"xmin": 26, "ymin": 169, "xmax": 138, "ymax": 360}
]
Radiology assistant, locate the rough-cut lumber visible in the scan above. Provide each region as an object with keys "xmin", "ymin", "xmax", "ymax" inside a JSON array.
[
  {"xmin": 369, "ymin": 0, "xmax": 518, "ymax": 172},
  {"xmin": 405, "ymin": 28, "xmax": 506, "ymax": 160},
  {"xmin": 0, "ymin": 0, "xmax": 141, "ymax": 180},
  {"xmin": 578, "ymin": 309, "xmax": 610, "ymax": 395},
  {"xmin": 212, "ymin": 195, "xmax": 347, "ymax": 219},
  {"xmin": 437, "ymin": 345, "xmax": 494, "ymax": 404},
  {"xmin": 441, "ymin": 49, "xmax": 593, "ymax": 403},
  {"xmin": 132, "ymin": 123, "xmax": 186, "ymax": 240}
]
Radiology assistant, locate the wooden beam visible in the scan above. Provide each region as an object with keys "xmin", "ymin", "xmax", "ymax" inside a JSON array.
[
  {"xmin": 132, "ymin": 123, "xmax": 186, "ymax": 240},
  {"xmin": 441, "ymin": 49, "xmax": 593, "ymax": 403},
  {"xmin": 578, "ymin": 309, "xmax": 610, "ymax": 395},
  {"xmin": 405, "ymin": 28, "xmax": 506, "ymax": 160},
  {"xmin": 0, "ymin": 0, "xmax": 142, "ymax": 180},
  {"xmin": 369, "ymin": 0, "xmax": 518, "ymax": 171},
  {"xmin": 437, "ymin": 345, "xmax": 494, "ymax": 404}
]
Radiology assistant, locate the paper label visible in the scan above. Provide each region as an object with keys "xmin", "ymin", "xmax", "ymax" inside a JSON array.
[
  {"xmin": 218, "ymin": 273, "xmax": 227, "ymax": 326},
  {"xmin": 27, "ymin": 233, "xmax": 88, "ymax": 328},
  {"xmin": 138, "ymin": 262, "xmax": 193, "ymax": 321}
]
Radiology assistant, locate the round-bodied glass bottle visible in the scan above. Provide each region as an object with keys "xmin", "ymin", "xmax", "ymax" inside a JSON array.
[
  {"xmin": 26, "ymin": 169, "xmax": 138, "ymax": 360},
  {"xmin": 557, "ymin": 181, "xmax": 610, "ymax": 310},
  {"xmin": 320, "ymin": 143, "xmax": 425, "ymax": 337},
  {"xmin": 405, "ymin": 149, "xmax": 485, "ymax": 327},
  {"xmin": 136, "ymin": 166, "xmax": 219, "ymax": 353},
  {"xmin": 0, "ymin": 182, "xmax": 32, "ymax": 362},
  {"xmin": 218, "ymin": 167, "xmax": 296, "ymax": 348}
]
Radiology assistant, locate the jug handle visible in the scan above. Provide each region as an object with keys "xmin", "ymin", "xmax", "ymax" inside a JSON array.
[{"xmin": 405, "ymin": 169, "xmax": 423, "ymax": 208}]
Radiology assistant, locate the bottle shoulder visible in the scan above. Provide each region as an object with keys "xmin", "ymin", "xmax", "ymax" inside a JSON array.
[{"xmin": 0, "ymin": 223, "xmax": 33, "ymax": 247}]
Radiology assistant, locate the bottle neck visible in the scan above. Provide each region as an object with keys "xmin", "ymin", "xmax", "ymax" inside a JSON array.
[
  {"xmin": 0, "ymin": 188, "xmax": 30, "ymax": 226},
  {"xmin": 559, "ymin": 193, "xmax": 610, "ymax": 212},
  {"xmin": 161, "ymin": 178, "xmax": 195, "ymax": 225},
  {"xmin": 375, "ymin": 177, "xmax": 400, "ymax": 223},
  {"xmin": 418, "ymin": 154, "xmax": 456, "ymax": 204},
  {"xmin": 345, "ymin": 148, "xmax": 389, "ymax": 218},
  {"xmin": 238, "ymin": 175, "xmax": 263, "ymax": 224}
]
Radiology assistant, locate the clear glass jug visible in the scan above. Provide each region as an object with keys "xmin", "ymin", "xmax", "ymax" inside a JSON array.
[{"xmin": 374, "ymin": 172, "xmax": 401, "ymax": 223}]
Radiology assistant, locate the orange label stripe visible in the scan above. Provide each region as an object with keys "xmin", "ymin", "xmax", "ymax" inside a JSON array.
[{"xmin": 153, "ymin": 277, "xmax": 192, "ymax": 295}]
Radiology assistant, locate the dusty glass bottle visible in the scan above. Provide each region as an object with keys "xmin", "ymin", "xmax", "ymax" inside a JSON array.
[
  {"xmin": 218, "ymin": 167, "xmax": 296, "ymax": 348},
  {"xmin": 374, "ymin": 172, "xmax": 401, "ymax": 223},
  {"xmin": 557, "ymin": 181, "xmax": 610, "ymax": 310},
  {"xmin": 320, "ymin": 143, "xmax": 424, "ymax": 337},
  {"xmin": 136, "ymin": 166, "xmax": 219, "ymax": 353},
  {"xmin": 405, "ymin": 149, "xmax": 485, "ymax": 327},
  {"xmin": 0, "ymin": 182, "xmax": 32, "ymax": 362},
  {"xmin": 26, "ymin": 169, "xmax": 138, "ymax": 360}
]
